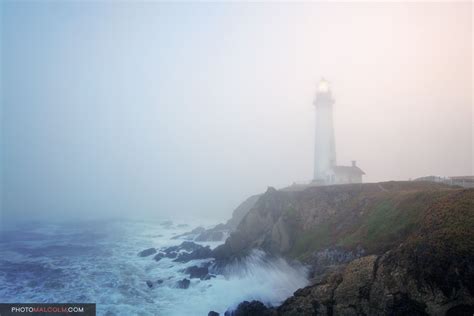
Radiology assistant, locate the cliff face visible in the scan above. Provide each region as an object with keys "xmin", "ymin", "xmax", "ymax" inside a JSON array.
[
  {"xmin": 215, "ymin": 181, "xmax": 464, "ymax": 260},
  {"xmin": 176, "ymin": 194, "xmax": 260, "ymax": 242},
  {"xmin": 214, "ymin": 182, "xmax": 474, "ymax": 315},
  {"xmin": 224, "ymin": 194, "xmax": 261, "ymax": 231}
]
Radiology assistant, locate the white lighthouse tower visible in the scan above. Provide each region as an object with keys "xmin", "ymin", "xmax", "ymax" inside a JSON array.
[{"xmin": 313, "ymin": 79, "xmax": 337, "ymax": 184}]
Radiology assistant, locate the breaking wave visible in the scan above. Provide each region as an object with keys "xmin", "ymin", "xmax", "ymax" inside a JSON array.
[{"xmin": 0, "ymin": 220, "xmax": 308, "ymax": 315}]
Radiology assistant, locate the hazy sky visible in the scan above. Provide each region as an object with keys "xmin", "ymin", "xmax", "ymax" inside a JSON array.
[{"xmin": 1, "ymin": 2, "xmax": 472, "ymax": 223}]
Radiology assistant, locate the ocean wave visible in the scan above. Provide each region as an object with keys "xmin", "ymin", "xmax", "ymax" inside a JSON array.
[{"xmin": 0, "ymin": 220, "xmax": 307, "ymax": 315}]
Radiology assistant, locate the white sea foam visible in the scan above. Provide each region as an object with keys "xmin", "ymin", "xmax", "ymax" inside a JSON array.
[{"xmin": 0, "ymin": 220, "xmax": 308, "ymax": 315}]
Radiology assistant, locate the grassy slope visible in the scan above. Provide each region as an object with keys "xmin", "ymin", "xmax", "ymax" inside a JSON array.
[{"xmin": 287, "ymin": 183, "xmax": 472, "ymax": 261}]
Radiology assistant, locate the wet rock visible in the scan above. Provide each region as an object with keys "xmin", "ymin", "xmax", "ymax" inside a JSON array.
[
  {"xmin": 176, "ymin": 278, "xmax": 190, "ymax": 289},
  {"xmin": 179, "ymin": 241, "xmax": 202, "ymax": 252},
  {"xmin": 185, "ymin": 265, "xmax": 209, "ymax": 279},
  {"xmin": 203, "ymin": 274, "xmax": 216, "ymax": 280},
  {"xmin": 165, "ymin": 251, "xmax": 178, "ymax": 259},
  {"xmin": 208, "ymin": 311, "xmax": 219, "ymax": 316},
  {"xmin": 159, "ymin": 241, "xmax": 206, "ymax": 260},
  {"xmin": 174, "ymin": 245, "xmax": 213, "ymax": 263},
  {"xmin": 138, "ymin": 248, "xmax": 157, "ymax": 257},
  {"xmin": 147, "ymin": 279, "xmax": 164, "ymax": 288},
  {"xmin": 225, "ymin": 300, "xmax": 275, "ymax": 316},
  {"xmin": 195, "ymin": 230, "xmax": 225, "ymax": 242},
  {"xmin": 153, "ymin": 253, "xmax": 165, "ymax": 262},
  {"xmin": 172, "ymin": 226, "xmax": 206, "ymax": 240},
  {"xmin": 162, "ymin": 241, "xmax": 201, "ymax": 254}
]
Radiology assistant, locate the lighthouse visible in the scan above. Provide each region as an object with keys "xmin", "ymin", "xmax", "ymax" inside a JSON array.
[
  {"xmin": 313, "ymin": 78, "xmax": 337, "ymax": 184},
  {"xmin": 311, "ymin": 79, "xmax": 365, "ymax": 185}
]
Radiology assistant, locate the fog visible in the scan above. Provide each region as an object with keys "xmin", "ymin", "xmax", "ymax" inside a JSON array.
[{"xmin": 1, "ymin": 2, "xmax": 472, "ymax": 223}]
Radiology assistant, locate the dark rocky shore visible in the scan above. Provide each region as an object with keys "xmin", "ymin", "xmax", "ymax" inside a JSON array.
[{"xmin": 140, "ymin": 181, "xmax": 474, "ymax": 315}]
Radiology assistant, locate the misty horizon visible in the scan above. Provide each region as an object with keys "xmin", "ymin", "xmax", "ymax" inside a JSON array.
[{"xmin": 1, "ymin": 1, "xmax": 472, "ymax": 223}]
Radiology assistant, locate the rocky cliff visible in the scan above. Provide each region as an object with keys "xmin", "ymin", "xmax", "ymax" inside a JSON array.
[
  {"xmin": 173, "ymin": 194, "xmax": 260, "ymax": 242},
  {"xmin": 214, "ymin": 182, "xmax": 474, "ymax": 315},
  {"xmin": 224, "ymin": 194, "xmax": 261, "ymax": 231}
]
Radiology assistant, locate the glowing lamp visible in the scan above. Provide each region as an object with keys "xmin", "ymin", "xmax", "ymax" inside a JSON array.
[{"xmin": 318, "ymin": 79, "xmax": 330, "ymax": 93}]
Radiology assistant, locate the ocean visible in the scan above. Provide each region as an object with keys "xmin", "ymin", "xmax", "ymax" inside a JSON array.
[{"xmin": 0, "ymin": 219, "xmax": 308, "ymax": 315}]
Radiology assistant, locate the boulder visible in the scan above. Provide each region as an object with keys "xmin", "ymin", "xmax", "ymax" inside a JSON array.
[
  {"xmin": 208, "ymin": 312, "xmax": 219, "ymax": 316},
  {"xmin": 153, "ymin": 253, "xmax": 165, "ymax": 262},
  {"xmin": 165, "ymin": 251, "xmax": 178, "ymax": 259},
  {"xmin": 176, "ymin": 278, "xmax": 190, "ymax": 289},
  {"xmin": 138, "ymin": 248, "xmax": 156, "ymax": 257},
  {"xmin": 225, "ymin": 301, "xmax": 275, "ymax": 316},
  {"xmin": 185, "ymin": 265, "xmax": 209, "ymax": 279},
  {"xmin": 179, "ymin": 241, "xmax": 202, "ymax": 252},
  {"xmin": 174, "ymin": 246, "xmax": 213, "ymax": 263}
]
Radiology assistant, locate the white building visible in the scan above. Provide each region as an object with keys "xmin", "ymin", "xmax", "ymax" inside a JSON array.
[{"xmin": 312, "ymin": 79, "xmax": 365, "ymax": 185}]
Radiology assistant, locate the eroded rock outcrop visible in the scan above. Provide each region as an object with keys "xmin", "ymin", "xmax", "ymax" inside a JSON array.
[
  {"xmin": 176, "ymin": 278, "xmax": 190, "ymax": 289},
  {"xmin": 278, "ymin": 247, "xmax": 474, "ymax": 315},
  {"xmin": 225, "ymin": 300, "xmax": 276, "ymax": 316},
  {"xmin": 215, "ymin": 182, "xmax": 474, "ymax": 315},
  {"xmin": 137, "ymin": 248, "xmax": 157, "ymax": 257},
  {"xmin": 172, "ymin": 194, "xmax": 260, "ymax": 243}
]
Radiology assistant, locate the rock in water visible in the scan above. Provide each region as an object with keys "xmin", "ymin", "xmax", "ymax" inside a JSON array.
[
  {"xmin": 208, "ymin": 312, "xmax": 219, "ymax": 316},
  {"xmin": 172, "ymin": 226, "xmax": 206, "ymax": 240},
  {"xmin": 153, "ymin": 253, "xmax": 165, "ymax": 262},
  {"xmin": 146, "ymin": 280, "xmax": 153, "ymax": 288},
  {"xmin": 178, "ymin": 241, "xmax": 202, "ymax": 251},
  {"xmin": 195, "ymin": 230, "xmax": 224, "ymax": 242},
  {"xmin": 174, "ymin": 246, "xmax": 213, "ymax": 263},
  {"xmin": 161, "ymin": 241, "xmax": 200, "ymax": 255},
  {"xmin": 165, "ymin": 251, "xmax": 178, "ymax": 259},
  {"xmin": 185, "ymin": 265, "xmax": 209, "ymax": 279},
  {"xmin": 225, "ymin": 301, "xmax": 274, "ymax": 316},
  {"xmin": 203, "ymin": 274, "xmax": 216, "ymax": 280},
  {"xmin": 176, "ymin": 278, "xmax": 190, "ymax": 289},
  {"xmin": 138, "ymin": 248, "xmax": 157, "ymax": 257}
]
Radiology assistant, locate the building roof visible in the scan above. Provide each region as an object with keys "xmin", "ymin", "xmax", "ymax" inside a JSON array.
[{"xmin": 331, "ymin": 165, "xmax": 366, "ymax": 176}]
